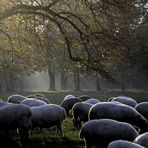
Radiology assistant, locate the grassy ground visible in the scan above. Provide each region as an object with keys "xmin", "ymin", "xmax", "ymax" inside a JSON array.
[{"xmin": 0, "ymin": 90, "xmax": 148, "ymax": 148}]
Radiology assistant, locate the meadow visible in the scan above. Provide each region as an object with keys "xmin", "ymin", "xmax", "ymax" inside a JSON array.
[{"xmin": 0, "ymin": 90, "xmax": 148, "ymax": 148}]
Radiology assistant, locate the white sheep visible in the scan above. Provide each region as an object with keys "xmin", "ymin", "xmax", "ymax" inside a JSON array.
[
  {"xmin": 72, "ymin": 102, "xmax": 92, "ymax": 128},
  {"xmin": 89, "ymin": 102, "xmax": 148, "ymax": 133},
  {"xmin": 108, "ymin": 140, "xmax": 144, "ymax": 148},
  {"xmin": 111, "ymin": 96, "xmax": 137, "ymax": 107},
  {"xmin": 7, "ymin": 94, "xmax": 27, "ymax": 104},
  {"xmin": 0, "ymin": 104, "xmax": 32, "ymax": 140},
  {"xmin": 79, "ymin": 119, "xmax": 139, "ymax": 148},
  {"xmin": 20, "ymin": 98, "xmax": 47, "ymax": 107},
  {"xmin": 84, "ymin": 98, "xmax": 100, "ymax": 105},
  {"xmin": 134, "ymin": 132, "xmax": 148, "ymax": 147},
  {"xmin": 28, "ymin": 104, "xmax": 66, "ymax": 141},
  {"xmin": 60, "ymin": 97, "xmax": 82, "ymax": 115}
]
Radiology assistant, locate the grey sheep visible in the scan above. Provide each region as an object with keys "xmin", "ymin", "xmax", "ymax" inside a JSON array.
[
  {"xmin": 7, "ymin": 94, "xmax": 27, "ymax": 104},
  {"xmin": 108, "ymin": 140, "xmax": 144, "ymax": 148},
  {"xmin": 84, "ymin": 98, "xmax": 100, "ymax": 105},
  {"xmin": 111, "ymin": 96, "xmax": 137, "ymax": 107},
  {"xmin": 134, "ymin": 132, "xmax": 148, "ymax": 147},
  {"xmin": 72, "ymin": 102, "xmax": 92, "ymax": 128},
  {"xmin": 28, "ymin": 104, "xmax": 66, "ymax": 140},
  {"xmin": 0, "ymin": 104, "xmax": 32, "ymax": 139},
  {"xmin": 89, "ymin": 102, "xmax": 148, "ymax": 133},
  {"xmin": 79, "ymin": 119, "xmax": 139, "ymax": 148},
  {"xmin": 63, "ymin": 95, "xmax": 75, "ymax": 100},
  {"xmin": 135, "ymin": 102, "xmax": 148, "ymax": 121},
  {"xmin": 20, "ymin": 98, "xmax": 47, "ymax": 107},
  {"xmin": 60, "ymin": 97, "xmax": 82, "ymax": 115},
  {"xmin": 0, "ymin": 101, "xmax": 12, "ymax": 107},
  {"xmin": 27, "ymin": 94, "xmax": 50, "ymax": 103},
  {"xmin": 79, "ymin": 95, "xmax": 90, "ymax": 101}
]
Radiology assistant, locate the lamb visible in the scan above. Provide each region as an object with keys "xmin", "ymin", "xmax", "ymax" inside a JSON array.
[
  {"xmin": 7, "ymin": 94, "xmax": 27, "ymax": 104},
  {"xmin": 28, "ymin": 104, "xmax": 66, "ymax": 140},
  {"xmin": 60, "ymin": 97, "xmax": 82, "ymax": 115},
  {"xmin": 108, "ymin": 140, "xmax": 144, "ymax": 148},
  {"xmin": 20, "ymin": 98, "xmax": 47, "ymax": 107},
  {"xmin": 110, "ymin": 96, "xmax": 137, "ymax": 107},
  {"xmin": 84, "ymin": 98, "xmax": 100, "ymax": 105},
  {"xmin": 0, "ymin": 104, "xmax": 32, "ymax": 139},
  {"xmin": 72, "ymin": 102, "xmax": 92, "ymax": 128},
  {"xmin": 134, "ymin": 132, "xmax": 148, "ymax": 147},
  {"xmin": 79, "ymin": 119, "xmax": 139, "ymax": 148},
  {"xmin": 89, "ymin": 102, "xmax": 148, "ymax": 133}
]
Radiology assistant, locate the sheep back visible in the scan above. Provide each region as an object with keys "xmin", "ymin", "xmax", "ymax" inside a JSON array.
[
  {"xmin": 134, "ymin": 132, "xmax": 148, "ymax": 147},
  {"xmin": 108, "ymin": 140, "xmax": 144, "ymax": 148},
  {"xmin": 7, "ymin": 94, "xmax": 27, "ymax": 104},
  {"xmin": 80, "ymin": 119, "xmax": 138, "ymax": 148},
  {"xmin": 0, "ymin": 104, "xmax": 32, "ymax": 129},
  {"xmin": 89, "ymin": 102, "xmax": 148, "ymax": 131},
  {"xmin": 111, "ymin": 96, "xmax": 137, "ymax": 107},
  {"xmin": 20, "ymin": 98, "xmax": 47, "ymax": 107},
  {"xmin": 135, "ymin": 102, "xmax": 148, "ymax": 120},
  {"xmin": 30, "ymin": 104, "xmax": 66, "ymax": 129}
]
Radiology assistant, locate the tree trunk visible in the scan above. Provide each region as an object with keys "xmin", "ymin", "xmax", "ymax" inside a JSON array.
[
  {"xmin": 48, "ymin": 64, "xmax": 56, "ymax": 91},
  {"xmin": 96, "ymin": 73, "xmax": 101, "ymax": 91},
  {"xmin": 60, "ymin": 71, "xmax": 67, "ymax": 90},
  {"xmin": 74, "ymin": 67, "xmax": 81, "ymax": 91},
  {"xmin": 121, "ymin": 70, "xmax": 125, "ymax": 91}
]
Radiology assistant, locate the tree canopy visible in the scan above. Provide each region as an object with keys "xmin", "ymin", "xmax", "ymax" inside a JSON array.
[{"xmin": 0, "ymin": 0, "xmax": 148, "ymax": 81}]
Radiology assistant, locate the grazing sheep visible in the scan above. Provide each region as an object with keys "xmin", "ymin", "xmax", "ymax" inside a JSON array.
[
  {"xmin": 34, "ymin": 93, "xmax": 47, "ymax": 99},
  {"xmin": 20, "ymin": 98, "xmax": 47, "ymax": 107},
  {"xmin": 63, "ymin": 95, "xmax": 75, "ymax": 100},
  {"xmin": 108, "ymin": 97, "xmax": 115, "ymax": 102},
  {"xmin": 89, "ymin": 102, "xmax": 148, "ymax": 133},
  {"xmin": 84, "ymin": 98, "xmax": 100, "ymax": 105},
  {"xmin": 0, "ymin": 101, "xmax": 12, "ymax": 107},
  {"xmin": 28, "ymin": 104, "xmax": 66, "ymax": 140},
  {"xmin": 72, "ymin": 102, "xmax": 92, "ymax": 128},
  {"xmin": 60, "ymin": 98, "xmax": 82, "ymax": 115},
  {"xmin": 134, "ymin": 132, "xmax": 148, "ymax": 147},
  {"xmin": 0, "ymin": 104, "xmax": 32, "ymax": 139},
  {"xmin": 7, "ymin": 94, "xmax": 27, "ymax": 104},
  {"xmin": 79, "ymin": 95, "xmax": 90, "ymax": 101},
  {"xmin": 79, "ymin": 119, "xmax": 139, "ymax": 148},
  {"xmin": 108, "ymin": 140, "xmax": 144, "ymax": 148},
  {"xmin": 27, "ymin": 94, "xmax": 49, "ymax": 103},
  {"xmin": 135, "ymin": 102, "xmax": 148, "ymax": 120},
  {"xmin": 111, "ymin": 96, "xmax": 137, "ymax": 107}
]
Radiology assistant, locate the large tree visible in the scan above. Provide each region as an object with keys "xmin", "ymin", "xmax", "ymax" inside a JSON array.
[{"xmin": 0, "ymin": 0, "xmax": 147, "ymax": 83}]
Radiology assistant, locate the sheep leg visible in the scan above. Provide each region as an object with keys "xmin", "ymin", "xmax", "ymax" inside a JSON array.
[
  {"xmin": 40, "ymin": 128, "xmax": 47, "ymax": 142},
  {"xmin": 55, "ymin": 125, "xmax": 63, "ymax": 136},
  {"xmin": 30, "ymin": 130, "xmax": 33, "ymax": 136}
]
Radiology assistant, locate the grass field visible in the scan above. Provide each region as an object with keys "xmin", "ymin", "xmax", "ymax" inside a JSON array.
[{"xmin": 0, "ymin": 90, "xmax": 148, "ymax": 148}]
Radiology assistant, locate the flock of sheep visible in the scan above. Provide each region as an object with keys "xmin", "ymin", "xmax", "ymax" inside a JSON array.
[{"xmin": 0, "ymin": 93, "xmax": 148, "ymax": 148}]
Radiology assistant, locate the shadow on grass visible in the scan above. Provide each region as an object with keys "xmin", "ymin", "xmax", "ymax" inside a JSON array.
[{"xmin": 0, "ymin": 136, "xmax": 84, "ymax": 148}]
